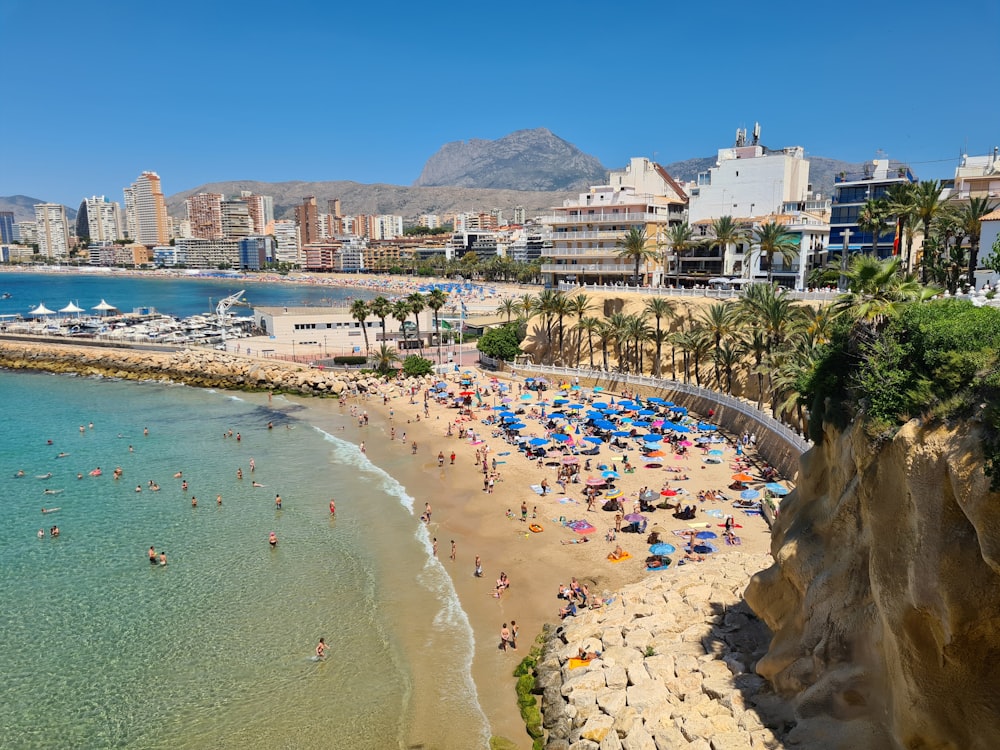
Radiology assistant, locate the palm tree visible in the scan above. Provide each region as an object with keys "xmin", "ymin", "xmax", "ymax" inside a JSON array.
[
  {"xmin": 496, "ymin": 297, "xmax": 519, "ymax": 324},
  {"xmin": 856, "ymin": 199, "xmax": 889, "ymax": 257},
  {"xmin": 883, "ymin": 182, "xmax": 916, "ymax": 269},
  {"xmin": 350, "ymin": 299, "xmax": 371, "ymax": 354},
  {"xmin": 833, "ymin": 255, "xmax": 939, "ymax": 330},
  {"xmin": 959, "ymin": 195, "xmax": 999, "ymax": 287},
  {"xmin": 551, "ymin": 292, "xmax": 572, "ymax": 363},
  {"xmin": 698, "ymin": 302, "xmax": 737, "ymax": 389},
  {"xmin": 534, "ymin": 288, "xmax": 560, "ymax": 363},
  {"xmin": 615, "ymin": 227, "xmax": 657, "ymax": 286},
  {"xmin": 911, "ymin": 180, "xmax": 944, "ymax": 282},
  {"xmin": 739, "ymin": 283, "xmax": 799, "ymax": 415},
  {"xmin": 371, "ymin": 343, "xmax": 400, "ymax": 375},
  {"xmin": 392, "ymin": 300, "xmax": 411, "ymax": 350},
  {"xmin": 425, "ymin": 288, "xmax": 448, "ymax": 362},
  {"xmin": 643, "ymin": 297, "xmax": 675, "ymax": 377},
  {"xmin": 577, "ymin": 316, "xmax": 602, "ymax": 369},
  {"xmin": 369, "ymin": 296, "xmax": 392, "ymax": 346},
  {"xmin": 715, "ymin": 339, "xmax": 744, "ymax": 395},
  {"xmin": 710, "ymin": 216, "xmax": 745, "ymax": 276},
  {"xmin": 606, "ymin": 312, "xmax": 631, "ymax": 372},
  {"xmin": 752, "ymin": 222, "xmax": 800, "ymax": 284},
  {"xmin": 595, "ymin": 321, "xmax": 614, "ymax": 371},
  {"xmin": 665, "ymin": 222, "xmax": 695, "ymax": 287},
  {"xmin": 742, "ymin": 328, "xmax": 768, "ymax": 411},
  {"xmin": 567, "ymin": 293, "xmax": 592, "ymax": 367},
  {"xmin": 516, "ymin": 293, "xmax": 537, "ymax": 322},
  {"xmin": 407, "ymin": 292, "xmax": 426, "ymax": 355}
]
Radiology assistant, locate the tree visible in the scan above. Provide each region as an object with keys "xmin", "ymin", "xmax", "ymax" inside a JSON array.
[
  {"xmin": 407, "ymin": 292, "xmax": 426, "ymax": 355},
  {"xmin": 883, "ymin": 182, "xmax": 917, "ymax": 268},
  {"xmin": 751, "ymin": 222, "xmax": 799, "ymax": 284},
  {"xmin": 350, "ymin": 299, "xmax": 371, "ymax": 353},
  {"xmin": 392, "ymin": 300, "xmax": 411, "ymax": 349},
  {"xmin": 615, "ymin": 227, "xmax": 656, "ymax": 286},
  {"xmin": 856, "ymin": 199, "xmax": 889, "ymax": 257},
  {"xmin": 665, "ymin": 222, "xmax": 695, "ymax": 286},
  {"xmin": 370, "ymin": 296, "xmax": 392, "ymax": 346},
  {"xmin": 643, "ymin": 297, "xmax": 675, "ymax": 377},
  {"xmin": 371, "ymin": 343, "xmax": 400, "ymax": 374},
  {"xmin": 425, "ymin": 288, "xmax": 448, "ymax": 363},
  {"xmin": 476, "ymin": 323, "xmax": 522, "ymax": 361},
  {"xmin": 959, "ymin": 196, "xmax": 999, "ymax": 287},
  {"xmin": 402, "ymin": 354, "xmax": 434, "ymax": 377},
  {"xmin": 577, "ymin": 316, "xmax": 602, "ymax": 369},
  {"xmin": 699, "ymin": 302, "xmax": 737, "ymax": 388},
  {"xmin": 568, "ymin": 293, "xmax": 591, "ymax": 366},
  {"xmin": 833, "ymin": 255, "xmax": 937, "ymax": 331},
  {"xmin": 710, "ymin": 216, "xmax": 745, "ymax": 276},
  {"xmin": 496, "ymin": 297, "xmax": 519, "ymax": 324},
  {"xmin": 911, "ymin": 180, "xmax": 944, "ymax": 282},
  {"xmin": 984, "ymin": 235, "xmax": 1000, "ymax": 276}
]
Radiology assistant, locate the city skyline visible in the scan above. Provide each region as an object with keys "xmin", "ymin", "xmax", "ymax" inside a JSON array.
[{"xmin": 2, "ymin": 0, "xmax": 997, "ymax": 206}]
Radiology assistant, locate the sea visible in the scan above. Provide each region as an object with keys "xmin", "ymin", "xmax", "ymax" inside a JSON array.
[{"xmin": 0, "ymin": 273, "xmax": 490, "ymax": 749}]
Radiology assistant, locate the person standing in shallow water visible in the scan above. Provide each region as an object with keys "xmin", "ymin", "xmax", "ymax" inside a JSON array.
[{"xmin": 275, "ymin": 493, "xmax": 282, "ymax": 510}]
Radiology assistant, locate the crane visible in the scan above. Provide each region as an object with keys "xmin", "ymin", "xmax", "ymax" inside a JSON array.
[{"xmin": 216, "ymin": 290, "xmax": 246, "ymax": 348}]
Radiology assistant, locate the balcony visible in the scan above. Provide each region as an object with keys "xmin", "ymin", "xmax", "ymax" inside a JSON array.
[
  {"xmin": 550, "ymin": 230, "xmax": 623, "ymax": 241},
  {"xmin": 542, "ymin": 262, "xmax": 644, "ymax": 275},
  {"xmin": 541, "ymin": 212, "xmax": 672, "ymax": 225}
]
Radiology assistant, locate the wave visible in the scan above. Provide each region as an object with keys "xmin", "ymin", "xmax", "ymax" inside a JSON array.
[{"xmin": 313, "ymin": 426, "xmax": 490, "ymax": 746}]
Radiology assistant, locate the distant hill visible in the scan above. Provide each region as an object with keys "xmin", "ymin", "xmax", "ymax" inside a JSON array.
[
  {"xmin": 660, "ymin": 154, "xmax": 863, "ymax": 203},
  {"xmin": 167, "ymin": 180, "xmax": 573, "ymax": 224},
  {"xmin": 0, "ymin": 195, "xmax": 77, "ymax": 223},
  {"xmin": 413, "ymin": 128, "xmax": 607, "ymax": 192}
]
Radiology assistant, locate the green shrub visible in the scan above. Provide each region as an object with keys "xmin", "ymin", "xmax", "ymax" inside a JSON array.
[
  {"xmin": 477, "ymin": 322, "xmax": 522, "ymax": 361},
  {"xmin": 332, "ymin": 355, "xmax": 367, "ymax": 365},
  {"xmin": 401, "ymin": 355, "xmax": 433, "ymax": 377}
]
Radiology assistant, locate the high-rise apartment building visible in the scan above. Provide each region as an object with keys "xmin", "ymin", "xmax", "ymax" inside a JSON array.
[
  {"xmin": 14, "ymin": 221, "xmax": 37, "ymax": 244},
  {"xmin": 328, "ymin": 198, "xmax": 342, "ymax": 218},
  {"xmin": 185, "ymin": 193, "xmax": 224, "ymax": 239},
  {"xmin": 221, "ymin": 199, "xmax": 252, "ymax": 239},
  {"xmin": 241, "ymin": 191, "xmax": 274, "ymax": 235},
  {"xmin": 79, "ymin": 196, "xmax": 123, "ymax": 242},
  {"xmin": 0, "ymin": 211, "xmax": 14, "ymax": 243},
  {"xmin": 124, "ymin": 171, "xmax": 170, "ymax": 245},
  {"xmin": 34, "ymin": 203, "xmax": 71, "ymax": 258},
  {"xmin": 272, "ymin": 220, "xmax": 300, "ymax": 264},
  {"xmin": 295, "ymin": 197, "xmax": 320, "ymax": 246},
  {"xmin": 418, "ymin": 214, "xmax": 440, "ymax": 229},
  {"xmin": 512, "ymin": 206, "xmax": 526, "ymax": 225}
]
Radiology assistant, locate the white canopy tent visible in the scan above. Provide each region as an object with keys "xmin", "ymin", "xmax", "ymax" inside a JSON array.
[
  {"xmin": 29, "ymin": 303, "xmax": 55, "ymax": 316},
  {"xmin": 92, "ymin": 299, "xmax": 118, "ymax": 314},
  {"xmin": 59, "ymin": 302, "xmax": 85, "ymax": 314}
]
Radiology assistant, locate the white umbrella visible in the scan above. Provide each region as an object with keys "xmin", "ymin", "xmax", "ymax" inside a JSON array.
[
  {"xmin": 29, "ymin": 303, "xmax": 55, "ymax": 316},
  {"xmin": 92, "ymin": 299, "xmax": 118, "ymax": 314},
  {"xmin": 59, "ymin": 302, "xmax": 85, "ymax": 314}
]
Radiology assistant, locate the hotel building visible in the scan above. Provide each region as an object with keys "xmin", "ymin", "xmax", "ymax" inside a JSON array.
[
  {"xmin": 124, "ymin": 171, "xmax": 170, "ymax": 246},
  {"xmin": 541, "ymin": 157, "xmax": 687, "ymax": 286},
  {"xmin": 186, "ymin": 193, "xmax": 224, "ymax": 239},
  {"xmin": 34, "ymin": 203, "xmax": 71, "ymax": 259},
  {"xmin": 81, "ymin": 196, "xmax": 124, "ymax": 242},
  {"xmin": 829, "ymin": 159, "xmax": 914, "ymax": 259}
]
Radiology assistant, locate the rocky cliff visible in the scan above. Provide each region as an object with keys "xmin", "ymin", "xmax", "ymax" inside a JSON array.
[
  {"xmin": 414, "ymin": 128, "xmax": 607, "ymax": 191},
  {"xmin": 745, "ymin": 418, "xmax": 1000, "ymax": 749}
]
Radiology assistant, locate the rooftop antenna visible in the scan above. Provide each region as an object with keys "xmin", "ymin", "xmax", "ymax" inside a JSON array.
[{"xmin": 752, "ymin": 122, "xmax": 761, "ymax": 145}]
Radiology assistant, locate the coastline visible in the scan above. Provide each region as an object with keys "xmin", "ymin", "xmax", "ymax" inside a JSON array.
[{"xmin": 1, "ymin": 339, "xmax": 784, "ymax": 748}]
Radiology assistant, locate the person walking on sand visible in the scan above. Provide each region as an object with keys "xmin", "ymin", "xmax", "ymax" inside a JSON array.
[
  {"xmin": 500, "ymin": 623, "xmax": 511, "ymax": 652},
  {"xmin": 432, "ymin": 538, "xmax": 438, "ymax": 557},
  {"xmin": 424, "ymin": 502, "xmax": 431, "ymax": 523},
  {"xmin": 520, "ymin": 501, "xmax": 528, "ymax": 522},
  {"xmin": 450, "ymin": 540, "xmax": 456, "ymax": 561},
  {"xmin": 475, "ymin": 555, "xmax": 483, "ymax": 577}
]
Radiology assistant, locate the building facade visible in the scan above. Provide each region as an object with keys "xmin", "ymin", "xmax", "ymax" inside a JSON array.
[
  {"xmin": 174, "ymin": 238, "xmax": 240, "ymax": 269},
  {"xmin": 124, "ymin": 171, "xmax": 170, "ymax": 246},
  {"xmin": 272, "ymin": 220, "xmax": 300, "ymax": 264},
  {"xmin": 0, "ymin": 211, "xmax": 14, "ymax": 244},
  {"xmin": 81, "ymin": 196, "xmax": 123, "ymax": 242},
  {"xmin": 185, "ymin": 193, "xmax": 224, "ymax": 239},
  {"xmin": 295, "ymin": 197, "xmax": 320, "ymax": 246},
  {"xmin": 240, "ymin": 191, "xmax": 274, "ymax": 235},
  {"xmin": 221, "ymin": 199, "xmax": 252, "ymax": 239},
  {"xmin": 34, "ymin": 203, "xmax": 71, "ymax": 259},
  {"xmin": 829, "ymin": 159, "xmax": 914, "ymax": 259},
  {"xmin": 238, "ymin": 235, "xmax": 273, "ymax": 270}
]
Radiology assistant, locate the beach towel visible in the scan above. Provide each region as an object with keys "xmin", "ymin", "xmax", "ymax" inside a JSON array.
[
  {"xmin": 686, "ymin": 522, "xmax": 710, "ymax": 529},
  {"xmin": 703, "ymin": 509, "xmax": 724, "ymax": 518},
  {"xmin": 567, "ymin": 520, "xmax": 596, "ymax": 535},
  {"xmin": 607, "ymin": 551, "xmax": 632, "ymax": 563},
  {"xmin": 557, "ymin": 497, "xmax": 578, "ymax": 504},
  {"xmin": 567, "ymin": 658, "xmax": 591, "ymax": 670},
  {"xmin": 530, "ymin": 485, "xmax": 545, "ymax": 495},
  {"xmin": 725, "ymin": 536, "xmax": 743, "ymax": 545},
  {"xmin": 498, "ymin": 452, "xmax": 511, "ymax": 456}
]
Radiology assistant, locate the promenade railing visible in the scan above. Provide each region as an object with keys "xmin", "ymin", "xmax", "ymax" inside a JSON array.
[{"xmin": 555, "ymin": 281, "xmax": 839, "ymax": 303}]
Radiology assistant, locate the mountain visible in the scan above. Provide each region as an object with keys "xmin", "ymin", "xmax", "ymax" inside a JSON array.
[
  {"xmin": 660, "ymin": 154, "xmax": 864, "ymax": 203},
  {"xmin": 167, "ymin": 180, "xmax": 573, "ymax": 224},
  {"xmin": 413, "ymin": 128, "xmax": 607, "ymax": 192},
  {"xmin": 0, "ymin": 195, "xmax": 77, "ymax": 223}
]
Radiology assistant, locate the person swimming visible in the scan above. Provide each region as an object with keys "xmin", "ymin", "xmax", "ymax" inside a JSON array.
[
  {"xmin": 316, "ymin": 637, "xmax": 329, "ymax": 659},
  {"xmin": 269, "ymin": 532, "xmax": 277, "ymax": 547}
]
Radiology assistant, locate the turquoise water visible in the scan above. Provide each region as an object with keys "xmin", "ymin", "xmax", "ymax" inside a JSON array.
[
  {"xmin": 0, "ymin": 272, "xmax": 375, "ymax": 320},
  {"xmin": 0, "ymin": 370, "xmax": 488, "ymax": 749}
]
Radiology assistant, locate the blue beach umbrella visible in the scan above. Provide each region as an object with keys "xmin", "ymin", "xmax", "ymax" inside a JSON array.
[
  {"xmin": 525, "ymin": 378, "xmax": 535, "ymax": 382},
  {"xmin": 602, "ymin": 470, "xmax": 619, "ymax": 479},
  {"xmin": 593, "ymin": 386, "xmax": 603, "ymax": 392},
  {"xmin": 584, "ymin": 436, "xmax": 604, "ymax": 444},
  {"xmin": 519, "ymin": 393, "xmax": 533, "ymax": 400},
  {"xmin": 695, "ymin": 530, "xmax": 718, "ymax": 540},
  {"xmin": 612, "ymin": 430, "xmax": 631, "ymax": 437},
  {"xmin": 649, "ymin": 542, "xmax": 676, "ymax": 555},
  {"xmin": 643, "ymin": 434, "xmax": 662, "ymax": 443},
  {"xmin": 507, "ymin": 422, "xmax": 526, "ymax": 430},
  {"xmin": 669, "ymin": 423, "xmax": 690, "ymax": 433},
  {"xmin": 740, "ymin": 489, "xmax": 761, "ymax": 501},
  {"xmin": 765, "ymin": 483, "xmax": 790, "ymax": 495},
  {"xmin": 631, "ymin": 421, "xmax": 650, "ymax": 428},
  {"xmin": 528, "ymin": 438, "xmax": 548, "ymax": 446},
  {"xmin": 707, "ymin": 449, "xmax": 724, "ymax": 456},
  {"xmin": 553, "ymin": 398, "xmax": 569, "ymax": 405},
  {"xmin": 547, "ymin": 411, "xmax": 566, "ymax": 419},
  {"xmin": 638, "ymin": 409, "xmax": 656, "ymax": 416},
  {"xmin": 672, "ymin": 406, "xmax": 688, "ymax": 416},
  {"xmin": 593, "ymin": 419, "xmax": 615, "ymax": 430},
  {"xmin": 693, "ymin": 542, "xmax": 717, "ymax": 555},
  {"xmin": 647, "ymin": 397, "xmax": 666, "ymax": 405},
  {"xmin": 592, "ymin": 402, "xmax": 609, "ymax": 409},
  {"xmin": 567, "ymin": 404, "xmax": 584, "ymax": 410},
  {"xmin": 551, "ymin": 433, "xmax": 571, "ymax": 443}
]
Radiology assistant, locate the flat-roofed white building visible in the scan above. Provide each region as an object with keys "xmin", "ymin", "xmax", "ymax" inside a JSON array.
[
  {"xmin": 272, "ymin": 220, "xmax": 300, "ymax": 264},
  {"xmin": 34, "ymin": 203, "xmax": 70, "ymax": 259}
]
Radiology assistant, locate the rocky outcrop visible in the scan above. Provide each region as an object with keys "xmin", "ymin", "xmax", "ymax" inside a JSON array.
[
  {"xmin": 536, "ymin": 553, "xmax": 790, "ymax": 749},
  {"xmin": 745, "ymin": 419, "xmax": 1000, "ymax": 749},
  {"xmin": 414, "ymin": 128, "xmax": 607, "ymax": 191},
  {"xmin": 0, "ymin": 340, "xmax": 421, "ymax": 396}
]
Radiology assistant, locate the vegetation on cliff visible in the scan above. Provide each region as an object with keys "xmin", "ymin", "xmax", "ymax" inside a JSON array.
[{"xmin": 802, "ymin": 297, "xmax": 1000, "ymax": 484}]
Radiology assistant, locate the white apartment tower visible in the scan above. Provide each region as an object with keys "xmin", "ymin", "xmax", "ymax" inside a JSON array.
[
  {"xmin": 272, "ymin": 220, "xmax": 301, "ymax": 264},
  {"xmin": 124, "ymin": 171, "xmax": 170, "ymax": 245},
  {"xmin": 34, "ymin": 203, "xmax": 71, "ymax": 259},
  {"xmin": 85, "ymin": 196, "xmax": 123, "ymax": 242}
]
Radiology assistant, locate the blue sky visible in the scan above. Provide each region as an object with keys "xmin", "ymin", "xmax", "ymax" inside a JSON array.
[{"xmin": 2, "ymin": 0, "xmax": 997, "ymax": 206}]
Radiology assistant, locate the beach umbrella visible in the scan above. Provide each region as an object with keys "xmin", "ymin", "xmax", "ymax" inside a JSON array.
[
  {"xmin": 501, "ymin": 397, "xmax": 512, "ymax": 403},
  {"xmin": 660, "ymin": 488, "xmax": 678, "ymax": 496},
  {"xmin": 602, "ymin": 470, "xmax": 619, "ymax": 479},
  {"xmin": 647, "ymin": 397, "xmax": 666, "ymax": 405},
  {"xmin": 551, "ymin": 433, "xmax": 571, "ymax": 442},
  {"xmin": 695, "ymin": 530, "xmax": 718, "ymax": 540},
  {"xmin": 612, "ymin": 430, "xmax": 630, "ymax": 437},
  {"xmin": 553, "ymin": 398, "xmax": 569, "ymax": 405},
  {"xmin": 593, "ymin": 386, "xmax": 603, "ymax": 391},
  {"xmin": 631, "ymin": 421, "xmax": 650, "ymax": 428},
  {"xmin": 524, "ymin": 377, "xmax": 534, "ymax": 382},
  {"xmin": 547, "ymin": 411, "xmax": 566, "ymax": 419},
  {"xmin": 765, "ymin": 483, "xmax": 790, "ymax": 495},
  {"xmin": 732, "ymin": 473, "xmax": 755, "ymax": 482},
  {"xmin": 707, "ymin": 449, "xmax": 724, "ymax": 456},
  {"xmin": 645, "ymin": 449, "xmax": 666, "ymax": 458},
  {"xmin": 592, "ymin": 401, "xmax": 608, "ymax": 409},
  {"xmin": 519, "ymin": 393, "xmax": 532, "ymax": 400},
  {"xmin": 507, "ymin": 422, "xmax": 526, "ymax": 430},
  {"xmin": 491, "ymin": 405, "xmax": 506, "ymax": 411},
  {"xmin": 638, "ymin": 409, "xmax": 656, "ymax": 416},
  {"xmin": 650, "ymin": 419, "xmax": 665, "ymax": 428},
  {"xmin": 584, "ymin": 436, "xmax": 603, "ymax": 444},
  {"xmin": 571, "ymin": 384, "xmax": 581, "ymax": 390},
  {"xmin": 605, "ymin": 488, "xmax": 623, "ymax": 499},
  {"xmin": 562, "ymin": 456, "xmax": 579, "ymax": 465},
  {"xmin": 593, "ymin": 419, "xmax": 615, "ymax": 431},
  {"xmin": 697, "ymin": 423, "xmax": 717, "ymax": 431},
  {"xmin": 459, "ymin": 390, "xmax": 474, "ymax": 396},
  {"xmin": 585, "ymin": 477, "xmax": 605, "ymax": 486},
  {"xmin": 92, "ymin": 299, "xmax": 117, "ymax": 313},
  {"xmin": 669, "ymin": 423, "xmax": 690, "ymax": 433},
  {"xmin": 59, "ymin": 302, "xmax": 84, "ymax": 315},
  {"xmin": 672, "ymin": 406, "xmax": 688, "ymax": 416},
  {"xmin": 693, "ymin": 542, "xmax": 717, "ymax": 555},
  {"xmin": 649, "ymin": 542, "xmax": 676, "ymax": 555},
  {"xmin": 559, "ymin": 383, "xmax": 571, "ymax": 390},
  {"xmin": 695, "ymin": 436, "xmax": 712, "ymax": 443},
  {"xmin": 529, "ymin": 438, "xmax": 548, "ymax": 446},
  {"xmin": 741, "ymin": 489, "xmax": 761, "ymax": 500},
  {"xmin": 623, "ymin": 513, "xmax": 645, "ymax": 523},
  {"xmin": 29, "ymin": 303, "xmax": 55, "ymax": 316},
  {"xmin": 567, "ymin": 404, "xmax": 584, "ymax": 410},
  {"xmin": 642, "ymin": 434, "xmax": 662, "ymax": 443}
]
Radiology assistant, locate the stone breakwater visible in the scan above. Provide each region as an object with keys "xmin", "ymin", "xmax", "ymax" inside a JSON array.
[
  {"xmin": 0, "ymin": 340, "xmax": 399, "ymax": 396},
  {"xmin": 536, "ymin": 553, "xmax": 789, "ymax": 750}
]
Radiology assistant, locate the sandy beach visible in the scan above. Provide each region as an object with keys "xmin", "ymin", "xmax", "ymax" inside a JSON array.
[{"xmin": 299, "ymin": 365, "xmax": 783, "ymax": 747}]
